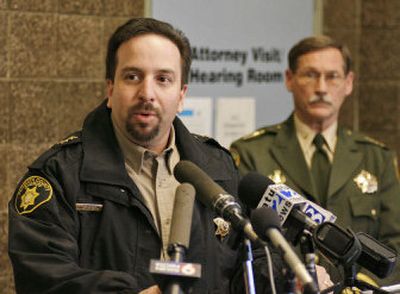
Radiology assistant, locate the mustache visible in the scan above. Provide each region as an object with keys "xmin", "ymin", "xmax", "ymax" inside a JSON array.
[
  {"xmin": 309, "ymin": 94, "xmax": 333, "ymax": 104},
  {"xmin": 128, "ymin": 102, "xmax": 161, "ymax": 117}
]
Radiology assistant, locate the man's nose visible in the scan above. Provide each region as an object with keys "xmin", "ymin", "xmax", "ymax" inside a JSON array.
[
  {"xmin": 314, "ymin": 75, "xmax": 328, "ymax": 94},
  {"xmin": 138, "ymin": 78, "xmax": 156, "ymax": 102}
]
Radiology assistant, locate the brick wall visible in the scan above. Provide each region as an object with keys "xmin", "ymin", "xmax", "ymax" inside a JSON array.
[
  {"xmin": 0, "ymin": 1, "xmax": 144, "ymax": 292},
  {"xmin": 1, "ymin": 1, "xmax": 399, "ymax": 292},
  {"xmin": 324, "ymin": 0, "xmax": 400, "ymax": 159}
]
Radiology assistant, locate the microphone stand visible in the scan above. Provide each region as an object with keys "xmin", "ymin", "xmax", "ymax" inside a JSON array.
[
  {"xmin": 242, "ymin": 238, "xmax": 256, "ymax": 294},
  {"xmin": 283, "ymin": 268, "xmax": 296, "ymax": 294},
  {"xmin": 299, "ymin": 230, "xmax": 320, "ymax": 293},
  {"xmin": 164, "ymin": 243, "xmax": 186, "ymax": 294}
]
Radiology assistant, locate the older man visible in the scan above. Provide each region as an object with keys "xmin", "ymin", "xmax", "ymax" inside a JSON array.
[{"xmin": 231, "ymin": 35, "xmax": 400, "ymax": 286}]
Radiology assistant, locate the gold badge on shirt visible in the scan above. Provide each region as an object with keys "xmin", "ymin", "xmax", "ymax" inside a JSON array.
[
  {"xmin": 268, "ymin": 169, "xmax": 286, "ymax": 184},
  {"xmin": 213, "ymin": 217, "xmax": 230, "ymax": 241},
  {"xmin": 353, "ymin": 170, "xmax": 378, "ymax": 194},
  {"xmin": 15, "ymin": 176, "xmax": 53, "ymax": 215}
]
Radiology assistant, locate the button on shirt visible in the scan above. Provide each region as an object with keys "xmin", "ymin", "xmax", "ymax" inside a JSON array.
[
  {"xmin": 112, "ymin": 119, "xmax": 180, "ymax": 259},
  {"xmin": 294, "ymin": 114, "xmax": 337, "ymax": 168}
]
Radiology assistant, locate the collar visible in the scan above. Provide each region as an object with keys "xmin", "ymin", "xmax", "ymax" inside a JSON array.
[
  {"xmin": 80, "ymin": 100, "xmax": 229, "ymax": 185},
  {"xmin": 112, "ymin": 118, "xmax": 178, "ymax": 175},
  {"xmin": 80, "ymin": 100, "xmax": 130, "ymax": 186},
  {"xmin": 294, "ymin": 113, "xmax": 338, "ymax": 153}
]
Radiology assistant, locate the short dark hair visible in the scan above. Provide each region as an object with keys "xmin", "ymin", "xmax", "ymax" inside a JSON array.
[
  {"xmin": 106, "ymin": 18, "xmax": 192, "ymax": 86},
  {"xmin": 288, "ymin": 35, "xmax": 352, "ymax": 74}
]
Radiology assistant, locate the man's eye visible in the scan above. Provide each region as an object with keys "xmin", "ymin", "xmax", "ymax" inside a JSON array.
[
  {"xmin": 125, "ymin": 73, "xmax": 139, "ymax": 80},
  {"xmin": 326, "ymin": 72, "xmax": 341, "ymax": 80},
  {"xmin": 305, "ymin": 71, "xmax": 319, "ymax": 79},
  {"xmin": 158, "ymin": 76, "xmax": 172, "ymax": 83}
]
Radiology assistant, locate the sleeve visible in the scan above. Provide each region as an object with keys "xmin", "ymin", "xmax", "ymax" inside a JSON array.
[
  {"xmin": 8, "ymin": 169, "xmax": 140, "ymax": 294},
  {"xmin": 365, "ymin": 150, "xmax": 400, "ymax": 285}
]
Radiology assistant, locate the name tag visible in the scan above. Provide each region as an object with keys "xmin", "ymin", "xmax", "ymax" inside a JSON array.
[{"xmin": 76, "ymin": 203, "xmax": 103, "ymax": 212}]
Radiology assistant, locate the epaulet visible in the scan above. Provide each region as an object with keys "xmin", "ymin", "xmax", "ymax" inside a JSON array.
[
  {"xmin": 54, "ymin": 132, "xmax": 81, "ymax": 147},
  {"xmin": 348, "ymin": 130, "xmax": 388, "ymax": 149},
  {"xmin": 240, "ymin": 124, "xmax": 281, "ymax": 141},
  {"xmin": 30, "ymin": 132, "xmax": 82, "ymax": 169},
  {"xmin": 193, "ymin": 134, "xmax": 231, "ymax": 155},
  {"xmin": 192, "ymin": 133, "xmax": 209, "ymax": 142},
  {"xmin": 193, "ymin": 133, "xmax": 221, "ymax": 147}
]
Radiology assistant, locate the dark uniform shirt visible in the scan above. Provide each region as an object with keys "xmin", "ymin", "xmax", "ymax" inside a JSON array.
[
  {"xmin": 230, "ymin": 114, "xmax": 400, "ymax": 286},
  {"xmin": 8, "ymin": 100, "xmax": 241, "ymax": 294}
]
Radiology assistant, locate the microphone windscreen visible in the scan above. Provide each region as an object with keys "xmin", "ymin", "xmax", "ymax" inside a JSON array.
[
  {"xmin": 251, "ymin": 206, "xmax": 281, "ymax": 237},
  {"xmin": 238, "ymin": 172, "xmax": 275, "ymax": 209},
  {"xmin": 169, "ymin": 183, "xmax": 196, "ymax": 248},
  {"xmin": 174, "ymin": 160, "xmax": 225, "ymax": 207}
]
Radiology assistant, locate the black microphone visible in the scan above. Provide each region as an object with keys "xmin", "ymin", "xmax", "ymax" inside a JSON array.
[
  {"xmin": 251, "ymin": 206, "xmax": 318, "ymax": 294},
  {"xmin": 239, "ymin": 171, "xmax": 397, "ymax": 278},
  {"xmin": 356, "ymin": 232, "xmax": 397, "ymax": 279},
  {"xmin": 174, "ymin": 160, "xmax": 260, "ymax": 244}
]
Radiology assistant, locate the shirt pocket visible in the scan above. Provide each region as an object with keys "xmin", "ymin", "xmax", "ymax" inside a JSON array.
[{"xmin": 349, "ymin": 195, "xmax": 380, "ymax": 236}]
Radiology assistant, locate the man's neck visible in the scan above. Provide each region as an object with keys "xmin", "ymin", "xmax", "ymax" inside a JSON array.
[
  {"xmin": 139, "ymin": 131, "xmax": 171, "ymax": 155},
  {"xmin": 295, "ymin": 113, "xmax": 337, "ymax": 133}
]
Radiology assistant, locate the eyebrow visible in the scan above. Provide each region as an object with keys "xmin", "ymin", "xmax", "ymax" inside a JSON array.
[
  {"xmin": 299, "ymin": 66, "xmax": 342, "ymax": 73},
  {"xmin": 120, "ymin": 66, "xmax": 176, "ymax": 76},
  {"xmin": 120, "ymin": 66, "xmax": 141, "ymax": 74}
]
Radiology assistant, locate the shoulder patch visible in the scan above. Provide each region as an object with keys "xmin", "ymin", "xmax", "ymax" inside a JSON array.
[
  {"xmin": 394, "ymin": 156, "xmax": 399, "ymax": 181},
  {"xmin": 229, "ymin": 147, "xmax": 240, "ymax": 167},
  {"xmin": 192, "ymin": 133, "xmax": 210, "ymax": 143},
  {"xmin": 56, "ymin": 135, "xmax": 80, "ymax": 146},
  {"xmin": 29, "ymin": 132, "xmax": 82, "ymax": 169},
  {"xmin": 241, "ymin": 125, "xmax": 281, "ymax": 141},
  {"xmin": 55, "ymin": 132, "xmax": 81, "ymax": 147},
  {"xmin": 193, "ymin": 134, "xmax": 233, "ymax": 159},
  {"xmin": 347, "ymin": 129, "xmax": 388, "ymax": 149},
  {"xmin": 363, "ymin": 136, "xmax": 386, "ymax": 148},
  {"xmin": 193, "ymin": 134, "xmax": 223, "ymax": 148},
  {"xmin": 15, "ymin": 176, "xmax": 53, "ymax": 215},
  {"xmin": 355, "ymin": 134, "xmax": 387, "ymax": 149}
]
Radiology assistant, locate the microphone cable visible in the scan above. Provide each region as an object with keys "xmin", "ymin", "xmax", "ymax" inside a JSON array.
[{"xmin": 262, "ymin": 243, "xmax": 277, "ymax": 294}]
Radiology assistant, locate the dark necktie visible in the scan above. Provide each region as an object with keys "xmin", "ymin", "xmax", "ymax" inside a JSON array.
[{"xmin": 311, "ymin": 133, "xmax": 331, "ymax": 205}]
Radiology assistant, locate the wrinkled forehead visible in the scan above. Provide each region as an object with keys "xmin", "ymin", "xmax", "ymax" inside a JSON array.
[{"xmin": 296, "ymin": 48, "xmax": 347, "ymax": 74}]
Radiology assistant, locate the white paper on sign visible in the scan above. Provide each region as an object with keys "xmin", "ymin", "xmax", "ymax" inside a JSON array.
[
  {"xmin": 215, "ymin": 97, "xmax": 255, "ymax": 148},
  {"xmin": 178, "ymin": 97, "xmax": 213, "ymax": 137}
]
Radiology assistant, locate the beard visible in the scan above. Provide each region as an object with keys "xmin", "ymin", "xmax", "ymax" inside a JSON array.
[{"xmin": 125, "ymin": 101, "xmax": 162, "ymax": 143}]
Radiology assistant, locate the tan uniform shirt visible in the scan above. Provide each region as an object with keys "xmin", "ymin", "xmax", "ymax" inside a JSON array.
[
  {"xmin": 112, "ymin": 121, "xmax": 180, "ymax": 259},
  {"xmin": 294, "ymin": 114, "xmax": 337, "ymax": 168}
]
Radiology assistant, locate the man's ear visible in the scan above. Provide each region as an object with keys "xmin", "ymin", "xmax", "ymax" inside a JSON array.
[
  {"xmin": 177, "ymin": 84, "xmax": 188, "ymax": 113},
  {"xmin": 106, "ymin": 80, "xmax": 113, "ymax": 108},
  {"xmin": 344, "ymin": 71, "xmax": 354, "ymax": 96},
  {"xmin": 285, "ymin": 69, "xmax": 294, "ymax": 92}
]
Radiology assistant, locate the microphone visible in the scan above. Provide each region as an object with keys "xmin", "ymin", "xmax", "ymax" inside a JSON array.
[
  {"xmin": 239, "ymin": 172, "xmax": 397, "ymax": 278},
  {"xmin": 356, "ymin": 232, "xmax": 397, "ymax": 279},
  {"xmin": 150, "ymin": 183, "xmax": 201, "ymax": 294},
  {"xmin": 168, "ymin": 183, "xmax": 196, "ymax": 262},
  {"xmin": 251, "ymin": 206, "xmax": 318, "ymax": 294},
  {"xmin": 239, "ymin": 172, "xmax": 336, "ymax": 228},
  {"xmin": 173, "ymin": 160, "xmax": 260, "ymax": 244}
]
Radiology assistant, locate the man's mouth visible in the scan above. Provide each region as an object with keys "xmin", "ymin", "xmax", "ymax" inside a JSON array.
[{"xmin": 309, "ymin": 95, "xmax": 332, "ymax": 105}]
